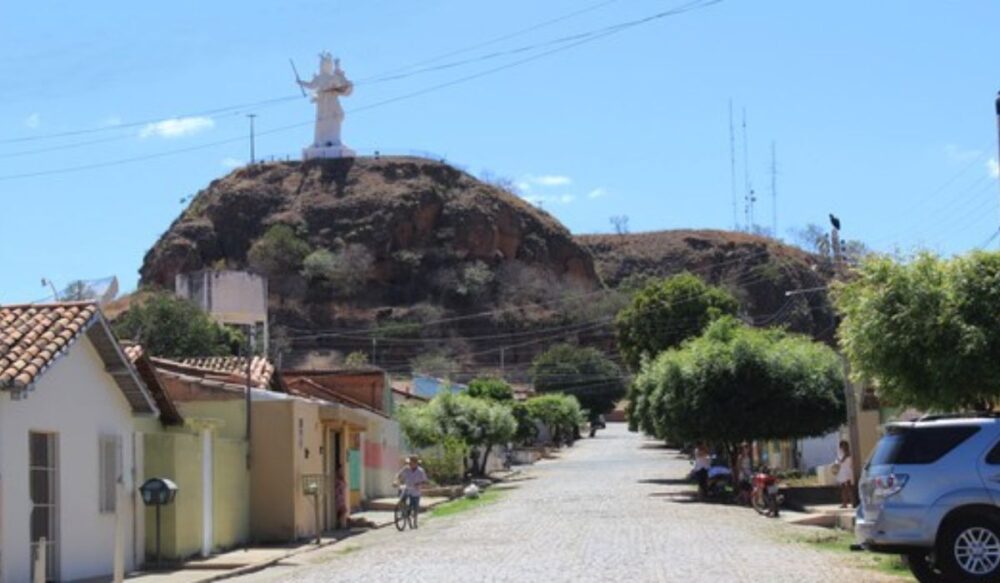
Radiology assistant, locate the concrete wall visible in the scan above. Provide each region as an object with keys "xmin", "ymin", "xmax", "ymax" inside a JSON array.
[
  {"xmin": 175, "ymin": 270, "xmax": 268, "ymax": 327},
  {"xmin": 798, "ymin": 431, "xmax": 841, "ymax": 472},
  {"xmin": 362, "ymin": 418, "xmax": 401, "ymax": 500},
  {"xmin": 0, "ymin": 338, "xmax": 140, "ymax": 582},
  {"xmin": 250, "ymin": 400, "xmax": 324, "ymax": 543}
]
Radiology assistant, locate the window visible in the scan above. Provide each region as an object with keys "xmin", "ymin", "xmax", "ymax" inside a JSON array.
[
  {"xmin": 985, "ymin": 439, "xmax": 1000, "ymax": 465},
  {"xmin": 30, "ymin": 432, "xmax": 57, "ymax": 579},
  {"xmin": 873, "ymin": 426, "xmax": 980, "ymax": 466},
  {"xmin": 99, "ymin": 435, "xmax": 121, "ymax": 513}
]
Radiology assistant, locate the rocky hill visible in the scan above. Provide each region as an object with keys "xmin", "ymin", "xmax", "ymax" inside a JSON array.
[
  {"xmin": 138, "ymin": 158, "xmax": 835, "ymax": 376},
  {"xmin": 139, "ymin": 157, "xmax": 605, "ymax": 376},
  {"xmin": 576, "ymin": 230, "xmax": 837, "ymax": 342}
]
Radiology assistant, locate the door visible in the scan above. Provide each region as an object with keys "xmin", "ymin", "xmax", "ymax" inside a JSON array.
[{"xmin": 29, "ymin": 432, "xmax": 57, "ymax": 580}]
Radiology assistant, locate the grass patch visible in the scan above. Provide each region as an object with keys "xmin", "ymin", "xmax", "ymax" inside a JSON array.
[
  {"xmin": 798, "ymin": 529, "xmax": 914, "ymax": 580},
  {"xmin": 429, "ymin": 489, "xmax": 505, "ymax": 518}
]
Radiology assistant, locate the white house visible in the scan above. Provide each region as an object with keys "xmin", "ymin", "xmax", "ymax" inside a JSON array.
[{"xmin": 0, "ymin": 302, "xmax": 159, "ymax": 581}]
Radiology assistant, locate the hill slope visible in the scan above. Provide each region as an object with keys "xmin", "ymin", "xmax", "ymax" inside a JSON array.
[{"xmin": 576, "ymin": 230, "xmax": 837, "ymax": 341}]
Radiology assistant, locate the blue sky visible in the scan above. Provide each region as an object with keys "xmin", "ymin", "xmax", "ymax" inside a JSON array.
[{"xmin": 2, "ymin": 0, "xmax": 998, "ymax": 302}]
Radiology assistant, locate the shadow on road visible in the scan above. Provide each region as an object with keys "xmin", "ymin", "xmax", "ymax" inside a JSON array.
[{"xmin": 637, "ymin": 478, "xmax": 690, "ymax": 486}]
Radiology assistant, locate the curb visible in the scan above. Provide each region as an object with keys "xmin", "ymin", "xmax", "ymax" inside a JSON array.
[{"xmin": 192, "ymin": 538, "xmax": 343, "ymax": 583}]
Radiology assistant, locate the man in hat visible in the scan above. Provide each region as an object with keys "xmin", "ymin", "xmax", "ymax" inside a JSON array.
[{"xmin": 395, "ymin": 456, "xmax": 429, "ymax": 527}]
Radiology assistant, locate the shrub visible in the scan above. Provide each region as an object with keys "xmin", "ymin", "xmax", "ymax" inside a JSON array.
[{"xmin": 420, "ymin": 436, "xmax": 469, "ymax": 485}]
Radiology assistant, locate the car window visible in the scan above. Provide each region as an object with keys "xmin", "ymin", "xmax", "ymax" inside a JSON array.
[
  {"xmin": 870, "ymin": 426, "xmax": 980, "ymax": 466},
  {"xmin": 985, "ymin": 439, "xmax": 1000, "ymax": 464}
]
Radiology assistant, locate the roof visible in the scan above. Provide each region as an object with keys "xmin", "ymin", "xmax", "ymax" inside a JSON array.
[
  {"xmin": 283, "ymin": 376, "xmax": 390, "ymax": 418},
  {"xmin": 120, "ymin": 343, "xmax": 184, "ymax": 425},
  {"xmin": 0, "ymin": 302, "xmax": 158, "ymax": 414},
  {"xmin": 175, "ymin": 355, "xmax": 275, "ymax": 388}
]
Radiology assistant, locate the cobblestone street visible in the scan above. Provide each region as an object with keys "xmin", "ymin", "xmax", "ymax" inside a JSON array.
[{"xmin": 233, "ymin": 424, "xmax": 895, "ymax": 582}]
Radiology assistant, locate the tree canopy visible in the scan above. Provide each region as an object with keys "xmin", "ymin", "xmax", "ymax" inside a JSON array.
[
  {"xmin": 114, "ymin": 292, "xmax": 243, "ymax": 358},
  {"xmin": 531, "ymin": 343, "xmax": 626, "ymax": 420},
  {"xmin": 465, "ymin": 377, "xmax": 514, "ymax": 402},
  {"xmin": 521, "ymin": 393, "xmax": 585, "ymax": 445},
  {"xmin": 629, "ymin": 317, "xmax": 845, "ymax": 448},
  {"xmin": 615, "ymin": 273, "xmax": 739, "ymax": 371},
  {"xmin": 834, "ymin": 251, "xmax": 1000, "ymax": 410},
  {"xmin": 397, "ymin": 392, "xmax": 516, "ymax": 476},
  {"xmin": 248, "ymin": 224, "xmax": 311, "ymax": 276}
]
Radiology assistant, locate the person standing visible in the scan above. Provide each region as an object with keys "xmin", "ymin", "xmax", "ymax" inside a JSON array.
[
  {"xmin": 836, "ymin": 440, "xmax": 855, "ymax": 508},
  {"xmin": 692, "ymin": 443, "xmax": 711, "ymax": 500}
]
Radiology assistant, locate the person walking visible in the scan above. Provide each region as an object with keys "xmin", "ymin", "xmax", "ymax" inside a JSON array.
[{"xmin": 835, "ymin": 440, "xmax": 855, "ymax": 508}]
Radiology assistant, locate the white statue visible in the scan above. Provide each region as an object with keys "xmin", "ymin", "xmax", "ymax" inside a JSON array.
[{"xmin": 299, "ymin": 52, "xmax": 355, "ymax": 159}]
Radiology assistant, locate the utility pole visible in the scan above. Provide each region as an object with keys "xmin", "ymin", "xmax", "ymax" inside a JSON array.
[
  {"xmin": 831, "ymin": 218, "xmax": 863, "ymax": 487},
  {"xmin": 995, "ymin": 91, "xmax": 1000, "ymax": 249},
  {"xmin": 371, "ymin": 337, "xmax": 377, "ymax": 366},
  {"xmin": 500, "ymin": 346, "xmax": 506, "ymax": 378},
  {"xmin": 730, "ymin": 100, "xmax": 739, "ymax": 231},
  {"xmin": 247, "ymin": 114, "xmax": 257, "ymax": 164},
  {"xmin": 244, "ymin": 325, "xmax": 255, "ymax": 550}
]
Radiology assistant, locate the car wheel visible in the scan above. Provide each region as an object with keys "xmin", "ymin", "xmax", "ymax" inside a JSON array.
[
  {"xmin": 939, "ymin": 516, "xmax": 1000, "ymax": 581},
  {"xmin": 903, "ymin": 551, "xmax": 946, "ymax": 583}
]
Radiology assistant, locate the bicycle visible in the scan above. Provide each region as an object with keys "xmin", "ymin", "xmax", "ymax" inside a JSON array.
[{"xmin": 394, "ymin": 487, "xmax": 418, "ymax": 531}]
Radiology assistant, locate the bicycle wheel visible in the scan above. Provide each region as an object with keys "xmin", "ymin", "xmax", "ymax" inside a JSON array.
[{"xmin": 394, "ymin": 500, "xmax": 409, "ymax": 531}]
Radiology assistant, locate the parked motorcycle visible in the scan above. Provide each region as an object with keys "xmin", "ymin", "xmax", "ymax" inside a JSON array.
[{"xmin": 750, "ymin": 468, "xmax": 783, "ymax": 517}]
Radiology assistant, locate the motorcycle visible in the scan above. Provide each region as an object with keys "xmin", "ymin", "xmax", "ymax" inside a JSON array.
[{"xmin": 750, "ymin": 468, "xmax": 784, "ymax": 517}]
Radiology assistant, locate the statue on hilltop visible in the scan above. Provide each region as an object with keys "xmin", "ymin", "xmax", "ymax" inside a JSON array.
[{"xmin": 298, "ymin": 52, "xmax": 355, "ymax": 159}]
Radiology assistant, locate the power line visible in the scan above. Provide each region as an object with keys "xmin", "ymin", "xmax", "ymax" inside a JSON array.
[{"xmin": 0, "ymin": 0, "xmax": 721, "ymax": 163}]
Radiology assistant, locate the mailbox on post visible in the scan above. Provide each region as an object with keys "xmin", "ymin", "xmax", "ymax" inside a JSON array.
[
  {"xmin": 302, "ymin": 474, "xmax": 324, "ymax": 545},
  {"xmin": 140, "ymin": 478, "xmax": 178, "ymax": 566}
]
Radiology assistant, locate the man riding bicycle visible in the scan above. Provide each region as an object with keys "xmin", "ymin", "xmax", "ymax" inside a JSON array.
[{"xmin": 395, "ymin": 456, "xmax": 428, "ymax": 526}]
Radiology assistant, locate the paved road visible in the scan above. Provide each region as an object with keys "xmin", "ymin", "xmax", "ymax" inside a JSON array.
[{"xmin": 233, "ymin": 424, "xmax": 894, "ymax": 582}]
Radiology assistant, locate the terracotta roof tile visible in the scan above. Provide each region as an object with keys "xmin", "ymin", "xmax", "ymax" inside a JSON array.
[
  {"xmin": 0, "ymin": 302, "xmax": 98, "ymax": 390},
  {"xmin": 176, "ymin": 355, "xmax": 275, "ymax": 388}
]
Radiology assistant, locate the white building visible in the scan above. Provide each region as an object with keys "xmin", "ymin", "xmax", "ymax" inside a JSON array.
[
  {"xmin": 175, "ymin": 269, "xmax": 269, "ymax": 353},
  {"xmin": 0, "ymin": 302, "xmax": 159, "ymax": 581}
]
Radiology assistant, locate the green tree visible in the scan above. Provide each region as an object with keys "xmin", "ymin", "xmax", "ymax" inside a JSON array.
[
  {"xmin": 248, "ymin": 224, "xmax": 311, "ymax": 279},
  {"xmin": 834, "ymin": 251, "xmax": 1000, "ymax": 410},
  {"xmin": 114, "ymin": 292, "xmax": 243, "ymax": 358},
  {"xmin": 410, "ymin": 351, "xmax": 459, "ymax": 380},
  {"xmin": 465, "ymin": 377, "xmax": 514, "ymax": 402},
  {"xmin": 397, "ymin": 392, "xmax": 516, "ymax": 476},
  {"xmin": 302, "ymin": 244, "xmax": 374, "ymax": 297},
  {"xmin": 344, "ymin": 351, "xmax": 369, "ymax": 367},
  {"xmin": 615, "ymin": 273, "xmax": 739, "ymax": 371},
  {"xmin": 531, "ymin": 344, "xmax": 626, "ymax": 420},
  {"xmin": 522, "ymin": 393, "xmax": 585, "ymax": 446},
  {"xmin": 629, "ymin": 317, "xmax": 845, "ymax": 466}
]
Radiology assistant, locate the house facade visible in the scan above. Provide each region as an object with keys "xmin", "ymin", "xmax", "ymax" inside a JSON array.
[{"xmin": 0, "ymin": 303, "xmax": 158, "ymax": 581}]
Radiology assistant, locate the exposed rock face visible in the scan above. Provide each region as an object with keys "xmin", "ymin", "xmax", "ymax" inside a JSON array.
[
  {"xmin": 576, "ymin": 230, "xmax": 837, "ymax": 342},
  {"xmin": 140, "ymin": 157, "xmax": 599, "ymax": 299}
]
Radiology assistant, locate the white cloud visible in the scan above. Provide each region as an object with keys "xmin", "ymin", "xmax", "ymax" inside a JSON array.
[
  {"xmin": 221, "ymin": 157, "xmax": 244, "ymax": 169},
  {"xmin": 587, "ymin": 187, "xmax": 608, "ymax": 199},
  {"xmin": 521, "ymin": 193, "xmax": 575, "ymax": 206},
  {"xmin": 534, "ymin": 175, "xmax": 571, "ymax": 187},
  {"xmin": 139, "ymin": 116, "xmax": 214, "ymax": 139},
  {"xmin": 945, "ymin": 143, "xmax": 981, "ymax": 163},
  {"xmin": 989, "ymin": 158, "xmax": 999, "ymax": 179},
  {"xmin": 520, "ymin": 174, "xmax": 572, "ymax": 189},
  {"xmin": 24, "ymin": 113, "xmax": 40, "ymax": 129}
]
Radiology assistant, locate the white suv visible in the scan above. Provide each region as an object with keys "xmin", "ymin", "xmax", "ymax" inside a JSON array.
[{"xmin": 856, "ymin": 415, "xmax": 1000, "ymax": 582}]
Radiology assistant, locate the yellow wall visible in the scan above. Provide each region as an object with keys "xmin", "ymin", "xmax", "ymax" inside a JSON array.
[
  {"xmin": 142, "ymin": 399, "xmax": 250, "ymax": 561},
  {"xmin": 143, "ymin": 431, "xmax": 203, "ymax": 560}
]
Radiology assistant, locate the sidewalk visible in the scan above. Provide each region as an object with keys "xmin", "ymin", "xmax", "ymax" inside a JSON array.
[{"xmin": 126, "ymin": 530, "xmax": 360, "ymax": 583}]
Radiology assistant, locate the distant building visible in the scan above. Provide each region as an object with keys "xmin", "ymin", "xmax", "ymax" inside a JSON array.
[{"xmin": 175, "ymin": 270, "xmax": 269, "ymax": 353}]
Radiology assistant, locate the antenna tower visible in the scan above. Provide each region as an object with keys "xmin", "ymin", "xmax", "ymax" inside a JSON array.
[
  {"xmin": 742, "ymin": 108, "xmax": 754, "ymax": 231},
  {"xmin": 771, "ymin": 141, "xmax": 778, "ymax": 237},
  {"xmin": 729, "ymin": 100, "xmax": 739, "ymax": 230}
]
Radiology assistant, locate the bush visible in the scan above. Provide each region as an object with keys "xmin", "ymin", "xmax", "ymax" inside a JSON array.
[
  {"xmin": 301, "ymin": 244, "xmax": 374, "ymax": 297},
  {"xmin": 248, "ymin": 224, "xmax": 311, "ymax": 276},
  {"xmin": 411, "ymin": 351, "xmax": 460, "ymax": 380},
  {"xmin": 523, "ymin": 393, "xmax": 585, "ymax": 446},
  {"xmin": 465, "ymin": 377, "xmax": 514, "ymax": 402},
  {"xmin": 420, "ymin": 436, "xmax": 468, "ymax": 485}
]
